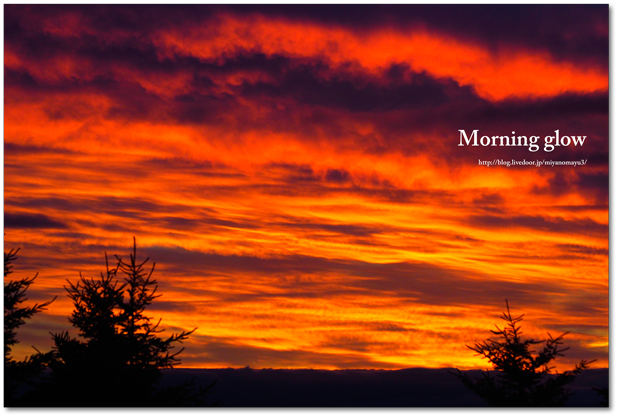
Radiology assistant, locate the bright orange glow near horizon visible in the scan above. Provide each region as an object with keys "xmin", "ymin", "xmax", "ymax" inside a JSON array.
[{"xmin": 4, "ymin": 5, "xmax": 608, "ymax": 371}]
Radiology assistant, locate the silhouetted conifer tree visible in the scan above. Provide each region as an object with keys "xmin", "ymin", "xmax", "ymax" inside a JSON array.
[
  {"xmin": 42, "ymin": 239, "xmax": 215, "ymax": 406},
  {"xmin": 4, "ymin": 248, "xmax": 55, "ymax": 405},
  {"xmin": 593, "ymin": 387, "xmax": 609, "ymax": 406},
  {"xmin": 451, "ymin": 301, "xmax": 594, "ymax": 407}
]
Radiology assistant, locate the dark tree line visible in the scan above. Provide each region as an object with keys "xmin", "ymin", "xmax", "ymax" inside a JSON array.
[{"xmin": 4, "ymin": 240, "xmax": 217, "ymax": 407}]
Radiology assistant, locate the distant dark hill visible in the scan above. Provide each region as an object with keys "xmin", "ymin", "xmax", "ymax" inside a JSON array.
[{"xmin": 159, "ymin": 367, "xmax": 608, "ymax": 407}]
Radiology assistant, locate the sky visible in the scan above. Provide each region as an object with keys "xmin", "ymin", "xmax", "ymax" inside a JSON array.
[{"xmin": 3, "ymin": 4, "xmax": 609, "ymax": 371}]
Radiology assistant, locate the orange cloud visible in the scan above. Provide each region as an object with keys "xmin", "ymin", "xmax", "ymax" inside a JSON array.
[{"xmin": 153, "ymin": 13, "xmax": 607, "ymax": 101}]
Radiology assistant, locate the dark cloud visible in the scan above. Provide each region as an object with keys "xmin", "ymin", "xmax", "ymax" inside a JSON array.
[
  {"xmin": 266, "ymin": 163, "xmax": 318, "ymax": 184},
  {"xmin": 472, "ymin": 92, "xmax": 608, "ymax": 124},
  {"xmin": 5, "ymin": 195, "xmax": 212, "ymax": 223},
  {"xmin": 325, "ymin": 169, "xmax": 350, "ymax": 183},
  {"xmin": 150, "ymin": 300, "xmax": 201, "ymax": 314},
  {"xmin": 213, "ymin": 5, "xmax": 608, "ymax": 67},
  {"xmin": 316, "ymin": 333, "xmax": 386, "ymax": 353},
  {"xmin": 472, "ymin": 193, "xmax": 505, "ymax": 206},
  {"xmin": 531, "ymin": 170, "xmax": 609, "ymax": 204},
  {"xmin": 143, "ymin": 245, "xmax": 600, "ymax": 318},
  {"xmin": 555, "ymin": 243, "xmax": 608, "ymax": 257},
  {"xmin": 7, "ymin": 4, "xmax": 606, "ymax": 66},
  {"xmin": 272, "ymin": 221, "xmax": 380, "ymax": 238},
  {"xmin": 467, "ymin": 214, "xmax": 607, "ymax": 237},
  {"xmin": 553, "ymin": 204, "xmax": 608, "ymax": 213},
  {"xmin": 241, "ymin": 181, "xmax": 456, "ymax": 205},
  {"xmin": 237, "ymin": 61, "xmax": 454, "ymax": 112},
  {"xmin": 4, "ymin": 142, "xmax": 77, "ymax": 157},
  {"xmin": 576, "ymin": 172, "xmax": 609, "ymax": 203},
  {"xmin": 4, "ymin": 213, "xmax": 67, "ymax": 229},
  {"xmin": 371, "ymin": 322, "xmax": 411, "ymax": 332},
  {"xmin": 160, "ymin": 215, "xmax": 261, "ymax": 232},
  {"xmin": 4, "ymin": 67, "xmax": 119, "ymax": 96}
]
